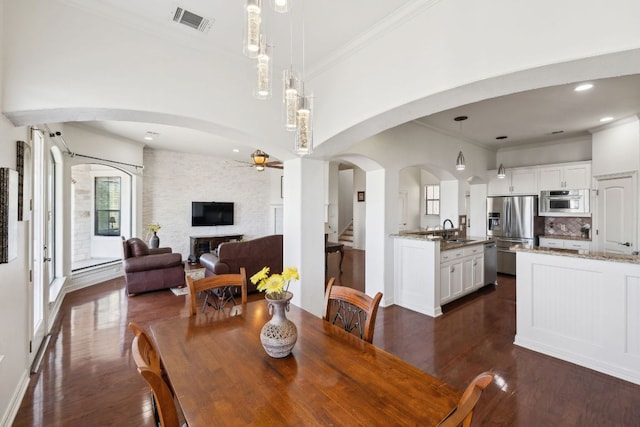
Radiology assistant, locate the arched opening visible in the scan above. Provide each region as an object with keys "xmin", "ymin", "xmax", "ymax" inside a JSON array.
[{"xmin": 70, "ymin": 163, "xmax": 132, "ymax": 271}]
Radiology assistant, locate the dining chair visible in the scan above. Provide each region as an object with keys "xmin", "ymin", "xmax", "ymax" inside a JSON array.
[
  {"xmin": 436, "ymin": 371, "xmax": 494, "ymax": 427},
  {"xmin": 322, "ymin": 278, "xmax": 383, "ymax": 343},
  {"xmin": 186, "ymin": 267, "xmax": 247, "ymax": 316},
  {"xmin": 130, "ymin": 323, "xmax": 185, "ymax": 427}
]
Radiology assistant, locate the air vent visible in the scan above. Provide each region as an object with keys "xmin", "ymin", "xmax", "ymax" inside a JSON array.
[{"xmin": 172, "ymin": 7, "xmax": 213, "ymax": 33}]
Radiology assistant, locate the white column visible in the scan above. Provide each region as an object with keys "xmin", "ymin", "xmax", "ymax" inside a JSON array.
[{"xmin": 283, "ymin": 157, "xmax": 326, "ymax": 317}]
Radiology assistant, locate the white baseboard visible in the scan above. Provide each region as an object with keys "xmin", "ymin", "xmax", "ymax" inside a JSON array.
[{"xmin": 0, "ymin": 370, "xmax": 29, "ymax": 427}]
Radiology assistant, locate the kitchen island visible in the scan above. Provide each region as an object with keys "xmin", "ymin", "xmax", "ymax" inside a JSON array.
[
  {"xmin": 392, "ymin": 233, "xmax": 491, "ymax": 317},
  {"xmin": 514, "ymin": 246, "xmax": 640, "ymax": 385}
]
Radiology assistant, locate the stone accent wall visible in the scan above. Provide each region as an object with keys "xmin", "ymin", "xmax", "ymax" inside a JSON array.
[
  {"xmin": 142, "ymin": 148, "xmax": 273, "ymax": 260},
  {"xmin": 71, "ymin": 165, "xmax": 92, "ymax": 262}
]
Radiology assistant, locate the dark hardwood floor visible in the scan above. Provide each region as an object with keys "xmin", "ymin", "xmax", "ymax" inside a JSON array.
[{"xmin": 13, "ymin": 248, "xmax": 640, "ymax": 426}]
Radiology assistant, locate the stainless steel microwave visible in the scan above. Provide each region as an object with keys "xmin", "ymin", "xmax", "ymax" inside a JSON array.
[{"xmin": 540, "ymin": 189, "xmax": 590, "ymax": 216}]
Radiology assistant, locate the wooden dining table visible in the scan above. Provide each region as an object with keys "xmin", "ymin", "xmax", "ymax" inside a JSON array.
[{"xmin": 150, "ymin": 300, "xmax": 461, "ymax": 426}]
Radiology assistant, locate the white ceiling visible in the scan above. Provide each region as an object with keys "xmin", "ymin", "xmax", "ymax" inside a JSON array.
[{"xmin": 59, "ymin": 0, "xmax": 640, "ymax": 162}]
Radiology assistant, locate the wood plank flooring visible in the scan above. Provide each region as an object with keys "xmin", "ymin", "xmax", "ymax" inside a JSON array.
[{"xmin": 13, "ymin": 248, "xmax": 640, "ymax": 426}]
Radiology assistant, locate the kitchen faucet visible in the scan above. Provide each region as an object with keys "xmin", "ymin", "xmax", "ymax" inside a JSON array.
[{"xmin": 443, "ymin": 218, "xmax": 454, "ymax": 239}]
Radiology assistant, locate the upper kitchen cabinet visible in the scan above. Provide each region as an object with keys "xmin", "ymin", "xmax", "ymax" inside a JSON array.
[
  {"xmin": 487, "ymin": 167, "xmax": 538, "ymax": 196},
  {"xmin": 538, "ymin": 161, "xmax": 592, "ymax": 191}
]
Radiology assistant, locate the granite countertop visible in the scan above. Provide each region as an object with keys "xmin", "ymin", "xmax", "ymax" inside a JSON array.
[
  {"xmin": 539, "ymin": 234, "xmax": 592, "ymax": 242},
  {"xmin": 512, "ymin": 245, "xmax": 640, "ymax": 265},
  {"xmin": 391, "ymin": 232, "xmax": 490, "ymax": 250}
]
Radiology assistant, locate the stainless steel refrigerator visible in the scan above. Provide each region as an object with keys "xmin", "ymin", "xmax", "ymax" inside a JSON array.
[{"xmin": 487, "ymin": 195, "xmax": 543, "ymax": 275}]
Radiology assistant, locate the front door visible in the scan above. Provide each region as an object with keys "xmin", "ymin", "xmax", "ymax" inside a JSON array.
[{"xmin": 596, "ymin": 175, "xmax": 635, "ymax": 254}]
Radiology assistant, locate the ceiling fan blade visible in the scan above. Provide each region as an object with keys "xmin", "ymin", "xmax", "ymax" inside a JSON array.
[{"xmin": 265, "ymin": 162, "xmax": 283, "ymax": 169}]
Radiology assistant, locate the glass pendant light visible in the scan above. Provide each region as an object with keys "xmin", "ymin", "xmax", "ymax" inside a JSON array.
[
  {"xmin": 283, "ymin": 68, "xmax": 300, "ymax": 130},
  {"xmin": 254, "ymin": 36, "xmax": 272, "ymax": 99},
  {"xmin": 454, "ymin": 115, "xmax": 468, "ymax": 171},
  {"xmin": 295, "ymin": 91, "xmax": 313, "ymax": 155},
  {"xmin": 243, "ymin": 0, "xmax": 262, "ymax": 58},
  {"xmin": 456, "ymin": 151, "xmax": 466, "ymax": 171},
  {"xmin": 497, "ymin": 163, "xmax": 506, "ymax": 178}
]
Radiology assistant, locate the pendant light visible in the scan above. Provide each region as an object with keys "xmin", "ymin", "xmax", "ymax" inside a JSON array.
[
  {"xmin": 243, "ymin": 0, "xmax": 262, "ymax": 58},
  {"xmin": 294, "ymin": 0, "xmax": 313, "ymax": 155},
  {"xmin": 254, "ymin": 36, "xmax": 272, "ymax": 99},
  {"xmin": 454, "ymin": 115, "xmax": 467, "ymax": 171},
  {"xmin": 282, "ymin": 20, "xmax": 300, "ymax": 131},
  {"xmin": 497, "ymin": 163, "xmax": 506, "ymax": 178}
]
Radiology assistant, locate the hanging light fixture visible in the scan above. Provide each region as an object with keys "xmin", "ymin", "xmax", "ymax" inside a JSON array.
[
  {"xmin": 295, "ymin": 90, "xmax": 313, "ymax": 155},
  {"xmin": 254, "ymin": 36, "xmax": 272, "ymax": 99},
  {"xmin": 497, "ymin": 163, "xmax": 506, "ymax": 178},
  {"xmin": 282, "ymin": 18, "xmax": 300, "ymax": 131},
  {"xmin": 294, "ymin": 0, "xmax": 313, "ymax": 155},
  {"xmin": 243, "ymin": 0, "xmax": 262, "ymax": 58},
  {"xmin": 270, "ymin": 0, "xmax": 288, "ymax": 13},
  {"xmin": 454, "ymin": 115, "xmax": 468, "ymax": 171},
  {"xmin": 252, "ymin": 149, "xmax": 269, "ymax": 171}
]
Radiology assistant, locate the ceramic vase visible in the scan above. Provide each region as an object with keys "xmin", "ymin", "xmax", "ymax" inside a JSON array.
[
  {"xmin": 260, "ymin": 291, "xmax": 297, "ymax": 358},
  {"xmin": 149, "ymin": 232, "xmax": 160, "ymax": 249}
]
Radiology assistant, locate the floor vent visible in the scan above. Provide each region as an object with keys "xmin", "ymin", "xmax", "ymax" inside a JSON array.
[{"xmin": 172, "ymin": 7, "xmax": 213, "ymax": 33}]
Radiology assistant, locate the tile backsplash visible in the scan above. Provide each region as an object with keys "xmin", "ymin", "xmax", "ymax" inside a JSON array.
[{"xmin": 544, "ymin": 217, "xmax": 592, "ymax": 238}]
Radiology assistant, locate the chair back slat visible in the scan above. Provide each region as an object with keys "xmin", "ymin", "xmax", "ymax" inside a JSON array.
[
  {"xmin": 322, "ymin": 278, "xmax": 382, "ymax": 343},
  {"xmin": 186, "ymin": 267, "xmax": 247, "ymax": 316}
]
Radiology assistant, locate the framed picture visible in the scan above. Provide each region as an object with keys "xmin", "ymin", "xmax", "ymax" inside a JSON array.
[
  {"xmin": 16, "ymin": 140, "xmax": 31, "ymax": 221},
  {"xmin": 280, "ymin": 176, "xmax": 284, "ymax": 199},
  {"xmin": 357, "ymin": 191, "xmax": 365, "ymax": 202},
  {"xmin": 0, "ymin": 168, "xmax": 18, "ymax": 263}
]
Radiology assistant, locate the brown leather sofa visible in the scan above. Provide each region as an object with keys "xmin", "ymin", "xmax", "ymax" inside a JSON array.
[
  {"xmin": 199, "ymin": 234, "xmax": 283, "ymax": 293},
  {"xmin": 122, "ymin": 237, "xmax": 184, "ymax": 296}
]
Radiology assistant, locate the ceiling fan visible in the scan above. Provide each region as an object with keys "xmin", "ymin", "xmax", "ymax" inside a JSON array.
[{"xmin": 244, "ymin": 149, "xmax": 283, "ymax": 171}]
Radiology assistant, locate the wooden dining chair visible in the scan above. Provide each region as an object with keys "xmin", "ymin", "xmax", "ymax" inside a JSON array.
[
  {"xmin": 130, "ymin": 323, "xmax": 184, "ymax": 427},
  {"xmin": 322, "ymin": 278, "xmax": 383, "ymax": 343},
  {"xmin": 186, "ymin": 267, "xmax": 247, "ymax": 316},
  {"xmin": 436, "ymin": 371, "xmax": 494, "ymax": 427}
]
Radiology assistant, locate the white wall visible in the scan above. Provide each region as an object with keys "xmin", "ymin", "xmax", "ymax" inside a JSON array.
[
  {"xmin": 440, "ymin": 180, "xmax": 460, "ymax": 228},
  {"xmin": 0, "ymin": 116, "xmax": 30, "ymax": 427},
  {"xmin": 497, "ymin": 136, "xmax": 592, "ymax": 168},
  {"xmin": 142, "ymin": 149, "xmax": 279, "ymax": 259},
  {"xmin": 399, "ymin": 166, "xmax": 421, "ymax": 230},
  {"xmin": 592, "ymin": 117, "xmax": 640, "ymax": 177},
  {"xmin": 338, "ymin": 169, "xmax": 353, "ymax": 234}
]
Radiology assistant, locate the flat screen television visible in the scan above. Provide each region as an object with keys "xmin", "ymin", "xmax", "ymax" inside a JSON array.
[{"xmin": 191, "ymin": 202, "xmax": 234, "ymax": 226}]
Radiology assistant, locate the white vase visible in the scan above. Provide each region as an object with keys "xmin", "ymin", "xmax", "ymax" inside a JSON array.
[{"xmin": 260, "ymin": 291, "xmax": 297, "ymax": 358}]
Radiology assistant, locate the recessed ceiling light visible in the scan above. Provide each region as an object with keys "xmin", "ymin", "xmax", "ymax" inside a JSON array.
[
  {"xmin": 495, "ymin": 136, "xmax": 508, "ymax": 140},
  {"xmin": 600, "ymin": 116, "xmax": 614, "ymax": 122},
  {"xmin": 232, "ymin": 148, "xmax": 240, "ymax": 153},
  {"xmin": 574, "ymin": 83, "xmax": 593, "ymax": 92}
]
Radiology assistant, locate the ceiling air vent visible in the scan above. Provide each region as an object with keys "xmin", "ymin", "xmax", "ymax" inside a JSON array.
[{"xmin": 172, "ymin": 7, "xmax": 213, "ymax": 33}]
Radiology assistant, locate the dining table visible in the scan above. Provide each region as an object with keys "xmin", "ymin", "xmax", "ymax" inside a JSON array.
[{"xmin": 150, "ymin": 299, "xmax": 462, "ymax": 426}]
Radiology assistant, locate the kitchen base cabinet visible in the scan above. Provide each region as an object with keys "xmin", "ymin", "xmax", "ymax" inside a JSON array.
[
  {"xmin": 539, "ymin": 237, "xmax": 591, "ymax": 251},
  {"xmin": 440, "ymin": 245, "xmax": 485, "ymax": 305}
]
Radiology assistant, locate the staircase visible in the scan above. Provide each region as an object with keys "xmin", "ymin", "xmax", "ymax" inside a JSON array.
[{"xmin": 338, "ymin": 223, "xmax": 354, "ymax": 247}]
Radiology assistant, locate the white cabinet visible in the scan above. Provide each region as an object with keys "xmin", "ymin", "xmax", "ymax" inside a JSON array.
[
  {"xmin": 538, "ymin": 162, "xmax": 591, "ymax": 190},
  {"xmin": 539, "ymin": 237, "xmax": 591, "ymax": 251},
  {"xmin": 488, "ymin": 167, "xmax": 537, "ymax": 196},
  {"xmin": 440, "ymin": 244, "xmax": 485, "ymax": 304}
]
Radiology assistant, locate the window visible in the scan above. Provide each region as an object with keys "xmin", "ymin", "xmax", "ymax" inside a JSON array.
[
  {"xmin": 95, "ymin": 177, "xmax": 121, "ymax": 236},
  {"xmin": 425, "ymin": 184, "xmax": 440, "ymax": 215}
]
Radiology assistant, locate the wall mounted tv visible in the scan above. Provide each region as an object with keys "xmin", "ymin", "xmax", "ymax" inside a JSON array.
[{"xmin": 191, "ymin": 202, "xmax": 234, "ymax": 226}]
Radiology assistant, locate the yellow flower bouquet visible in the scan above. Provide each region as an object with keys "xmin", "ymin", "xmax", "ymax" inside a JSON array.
[
  {"xmin": 147, "ymin": 223, "xmax": 161, "ymax": 233},
  {"xmin": 251, "ymin": 266, "xmax": 300, "ymax": 299}
]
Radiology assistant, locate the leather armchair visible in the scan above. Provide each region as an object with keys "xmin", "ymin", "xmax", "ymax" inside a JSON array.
[
  {"xmin": 122, "ymin": 237, "xmax": 184, "ymax": 296},
  {"xmin": 199, "ymin": 235, "xmax": 283, "ymax": 294}
]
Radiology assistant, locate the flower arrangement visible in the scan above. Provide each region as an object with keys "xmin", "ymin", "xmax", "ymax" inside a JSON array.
[
  {"xmin": 251, "ymin": 266, "xmax": 299, "ymax": 299},
  {"xmin": 147, "ymin": 223, "xmax": 161, "ymax": 233}
]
